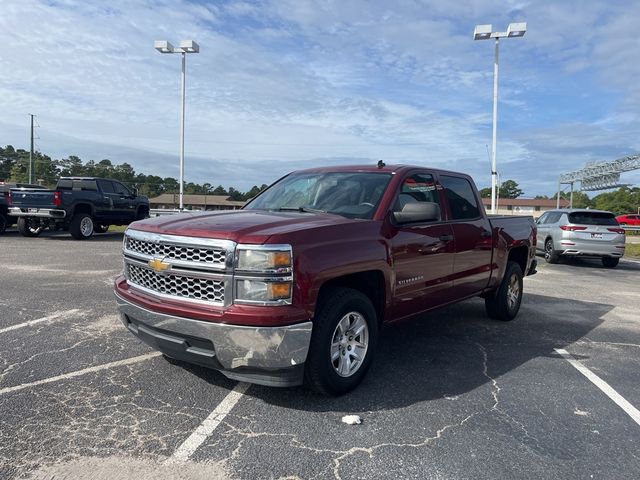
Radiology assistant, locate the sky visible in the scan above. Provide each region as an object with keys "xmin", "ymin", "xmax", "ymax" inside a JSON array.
[{"xmin": 1, "ymin": 0, "xmax": 640, "ymax": 196}]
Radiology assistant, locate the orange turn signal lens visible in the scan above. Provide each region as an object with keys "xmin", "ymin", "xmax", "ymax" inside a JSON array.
[{"xmin": 269, "ymin": 282, "xmax": 292, "ymax": 299}]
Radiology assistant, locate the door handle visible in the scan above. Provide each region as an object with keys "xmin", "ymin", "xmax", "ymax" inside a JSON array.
[{"xmin": 439, "ymin": 234, "xmax": 453, "ymax": 242}]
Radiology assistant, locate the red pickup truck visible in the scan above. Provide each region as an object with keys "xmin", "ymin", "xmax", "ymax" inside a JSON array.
[{"xmin": 114, "ymin": 164, "xmax": 537, "ymax": 395}]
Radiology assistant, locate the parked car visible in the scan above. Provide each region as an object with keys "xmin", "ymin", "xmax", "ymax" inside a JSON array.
[
  {"xmin": 115, "ymin": 163, "xmax": 537, "ymax": 395},
  {"xmin": 8, "ymin": 177, "xmax": 149, "ymax": 239},
  {"xmin": 616, "ymin": 214, "xmax": 640, "ymax": 226},
  {"xmin": 535, "ymin": 209, "xmax": 625, "ymax": 268},
  {"xmin": 0, "ymin": 182, "xmax": 43, "ymax": 233}
]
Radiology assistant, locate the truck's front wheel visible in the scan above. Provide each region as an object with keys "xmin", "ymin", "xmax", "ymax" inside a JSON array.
[
  {"xmin": 70, "ymin": 213, "xmax": 95, "ymax": 240},
  {"xmin": 485, "ymin": 261, "xmax": 523, "ymax": 322},
  {"xmin": 304, "ymin": 288, "xmax": 378, "ymax": 395},
  {"xmin": 17, "ymin": 217, "xmax": 44, "ymax": 237}
]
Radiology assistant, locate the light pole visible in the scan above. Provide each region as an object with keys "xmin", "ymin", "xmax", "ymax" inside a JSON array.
[
  {"xmin": 473, "ymin": 22, "xmax": 526, "ymax": 214},
  {"xmin": 154, "ymin": 40, "xmax": 200, "ymax": 211}
]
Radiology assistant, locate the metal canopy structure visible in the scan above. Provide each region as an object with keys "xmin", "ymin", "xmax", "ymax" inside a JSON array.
[{"xmin": 557, "ymin": 154, "xmax": 640, "ymax": 207}]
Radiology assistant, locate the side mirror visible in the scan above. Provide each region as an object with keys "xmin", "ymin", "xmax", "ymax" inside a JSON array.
[{"xmin": 393, "ymin": 202, "xmax": 440, "ymax": 224}]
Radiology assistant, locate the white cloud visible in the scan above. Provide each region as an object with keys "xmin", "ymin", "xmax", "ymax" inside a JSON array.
[{"xmin": 0, "ymin": 0, "xmax": 639, "ymax": 196}]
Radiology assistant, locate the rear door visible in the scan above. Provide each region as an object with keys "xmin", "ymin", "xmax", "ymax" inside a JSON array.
[
  {"xmin": 389, "ymin": 172, "xmax": 455, "ymax": 317},
  {"xmin": 438, "ymin": 174, "xmax": 493, "ymax": 298}
]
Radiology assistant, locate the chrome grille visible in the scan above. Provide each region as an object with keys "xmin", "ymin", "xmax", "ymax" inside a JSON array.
[
  {"xmin": 126, "ymin": 237, "xmax": 226, "ymax": 266},
  {"xmin": 126, "ymin": 264, "xmax": 225, "ymax": 304}
]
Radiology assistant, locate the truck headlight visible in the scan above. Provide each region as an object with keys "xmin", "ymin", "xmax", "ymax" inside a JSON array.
[
  {"xmin": 236, "ymin": 246, "xmax": 292, "ymax": 273},
  {"xmin": 234, "ymin": 245, "xmax": 293, "ymax": 304},
  {"xmin": 235, "ymin": 279, "xmax": 292, "ymax": 302}
]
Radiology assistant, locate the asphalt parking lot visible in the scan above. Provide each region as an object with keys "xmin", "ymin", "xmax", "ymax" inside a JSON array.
[{"xmin": 1, "ymin": 229, "xmax": 639, "ymax": 479}]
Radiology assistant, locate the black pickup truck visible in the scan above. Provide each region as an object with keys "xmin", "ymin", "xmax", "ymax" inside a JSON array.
[
  {"xmin": 0, "ymin": 182, "xmax": 43, "ymax": 233},
  {"xmin": 8, "ymin": 177, "xmax": 149, "ymax": 239}
]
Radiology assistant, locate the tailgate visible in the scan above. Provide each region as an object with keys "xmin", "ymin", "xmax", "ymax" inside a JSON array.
[{"xmin": 10, "ymin": 190, "xmax": 56, "ymax": 208}]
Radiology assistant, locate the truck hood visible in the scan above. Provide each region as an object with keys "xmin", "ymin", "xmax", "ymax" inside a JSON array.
[{"xmin": 129, "ymin": 209, "xmax": 359, "ymax": 243}]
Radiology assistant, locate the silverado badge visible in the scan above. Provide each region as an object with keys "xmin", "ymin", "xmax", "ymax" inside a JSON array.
[{"xmin": 148, "ymin": 257, "xmax": 171, "ymax": 273}]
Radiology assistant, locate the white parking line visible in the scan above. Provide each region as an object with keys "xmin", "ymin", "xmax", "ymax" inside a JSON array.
[
  {"xmin": 0, "ymin": 352, "xmax": 161, "ymax": 395},
  {"xmin": 555, "ymin": 348, "xmax": 640, "ymax": 426},
  {"xmin": 0, "ymin": 309, "xmax": 81, "ymax": 334},
  {"xmin": 167, "ymin": 382, "xmax": 251, "ymax": 463}
]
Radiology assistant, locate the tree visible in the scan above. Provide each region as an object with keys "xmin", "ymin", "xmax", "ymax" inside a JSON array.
[
  {"xmin": 499, "ymin": 180, "xmax": 524, "ymax": 199},
  {"xmin": 479, "ymin": 180, "xmax": 523, "ymax": 199},
  {"xmin": 227, "ymin": 187, "xmax": 244, "ymax": 201},
  {"xmin": 212, "ymin": 185, "xmax": 227, "ymax": 195}
]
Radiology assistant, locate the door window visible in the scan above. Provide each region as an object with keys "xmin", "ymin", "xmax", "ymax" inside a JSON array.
[
  {"xmin": 440, "ymin": 175, "xmax": 480, "ymax": 220},
  {"xmin": 113, "ymin": 182, "xmax": 131, "ymax": 196},
  {"xmin": 98, "ymin": 180, "xmax": 115, "ymax": 194},
  {"xmin": 393, "ymin": 173, "xmax": 441, "ymax": 217}
]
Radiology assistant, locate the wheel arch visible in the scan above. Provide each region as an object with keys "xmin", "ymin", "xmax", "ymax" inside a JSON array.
[
  {"xmin": 72, "ymin": 203, "xmax": 94, "ymax": 217},
  {"xmin": 316, "ymin": 270, "xmax": 386, "ymax": 326}
]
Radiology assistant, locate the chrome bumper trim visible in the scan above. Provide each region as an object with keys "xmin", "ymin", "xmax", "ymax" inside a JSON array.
[
  {"xmin": 115, "ymin": 293, "xmax": 312, "ymax": 371},
  {"xmin": 8, "ymin": 207, "xmax": 66, "ymax": 218}
]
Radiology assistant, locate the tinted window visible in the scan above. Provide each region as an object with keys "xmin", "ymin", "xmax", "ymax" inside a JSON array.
[
  {"xmin": 440, "ymin": 175, "xmax": 480, "ymax": 220},
  {"xmin": 57, "ymin": 179, "xmax": 73, "ymax": 190},
  {"xmin": 536, "ymin": 212, "xmax": 549, "ymax": 224},
  {"xmin": 568, "ymin": 211, "xmax": 617, "ymax": 226},
  {"xmin": 112, "ymin": 182, "xmax": 130, "ymax": 195},
  {"xmin": 98, "ymin": 180, "xmax": 115, "ymax": 193},
  {"xmin": 545, "ymin": 212, "xmax": 562, "ymax": 224}
]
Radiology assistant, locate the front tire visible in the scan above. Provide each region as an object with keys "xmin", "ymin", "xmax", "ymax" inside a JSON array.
[
  {"xmin": 17, "ymin": 217, "xmax": 44, "ymax": 237},
  {"xmin": 70, "ymin": 213, "xmax": 95, "ymax": 240},
  {"xmin": 485, "ymin": 261, "xmax": 524, "ymax": 322},
  {"xmin": 304, "ymin": 288, "xmax": 378, "ymax": 396},
  {"xmin": 544, "ymin": 239, "xmax": 559, "ymax": 264},
  {"xmin": 602, "ymin": 257, "xmax": 619, "ymax": 268}
]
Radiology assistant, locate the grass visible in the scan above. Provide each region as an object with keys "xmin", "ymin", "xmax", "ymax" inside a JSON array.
[
  {"xmin": 625, "ymin": 243, "xmax": 640, "ymax": 259},
  {"xmin": 107, "ymin": 225, "xmax": 128, "ymax": 233}
]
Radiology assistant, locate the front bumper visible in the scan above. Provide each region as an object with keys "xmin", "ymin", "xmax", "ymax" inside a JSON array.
[{"xmin": 115, "ymin": 293, "xmax": 313, "ymax": 387}]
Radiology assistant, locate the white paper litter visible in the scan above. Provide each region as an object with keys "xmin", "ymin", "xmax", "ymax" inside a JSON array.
[{"xmin": 341, "ymin": 415, "xmax": 362, "ymax": 425}]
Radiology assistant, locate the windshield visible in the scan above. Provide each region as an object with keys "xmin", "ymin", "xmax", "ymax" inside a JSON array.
[{"xmin": 244, "ymin": 171, "xmax": 392, "ymax": 219}]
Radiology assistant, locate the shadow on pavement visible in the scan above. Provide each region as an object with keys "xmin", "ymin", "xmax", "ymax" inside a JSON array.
[{"xmin": 169, "ymin": 292, "xmax": 612, "ymax": 411}]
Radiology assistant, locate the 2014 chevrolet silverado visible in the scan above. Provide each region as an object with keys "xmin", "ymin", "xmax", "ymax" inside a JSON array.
[{"xmin": 114, "ymin": 164, "xmax": 537, "ymax": 395}]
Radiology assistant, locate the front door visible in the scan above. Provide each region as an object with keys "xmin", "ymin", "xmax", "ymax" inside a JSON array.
[{"xmin": 389, "ymin": 172, "xmax": 455, "ymax": 319}]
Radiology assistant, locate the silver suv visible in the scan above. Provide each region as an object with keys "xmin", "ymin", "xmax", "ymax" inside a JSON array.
[{"xmin": 535, "ymin": 209, "xmax": 625, "ymax": 268}]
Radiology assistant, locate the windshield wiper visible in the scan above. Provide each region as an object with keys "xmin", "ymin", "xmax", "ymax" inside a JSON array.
[{"xmin": 277, "ymin": 206, "xmax": 327, "ymax": 214}]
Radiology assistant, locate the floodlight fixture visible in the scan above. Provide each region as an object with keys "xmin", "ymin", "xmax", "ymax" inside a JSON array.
[
  {"xmin": 473, "ymin": 24, "xmax": 492, "ymax": 40},
  {"xmin": 154, "ymin": 40, "xmax": 175, "ymax": 53},
  {"xmin": 179, "ymin": 40, "xmax": 200, "ymax": 53},
  {"xmin": 507, "ymin": 22, "xmax": 527, "ymax": 37}
]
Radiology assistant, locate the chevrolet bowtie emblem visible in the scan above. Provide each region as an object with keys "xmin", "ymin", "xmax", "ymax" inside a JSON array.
[{"xmin": 148, "ymin": 257, "xmax": 171, "ymax": 273}]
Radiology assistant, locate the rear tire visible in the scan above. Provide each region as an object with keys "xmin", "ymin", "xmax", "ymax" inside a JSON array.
[
  {"xmin": 602, "ymin": 257, "xmax": 619, "ymax": 268},
  {"xmin": 304, "ymin": 288, "xmax": 378, "ymax": 396},
  {"xmin": 544, "ymin": 239, "xmax": 559, "ymax": 264},
  {"xmin": 17, "ymin": 217, "xmax": 44, "ymax": 237},
  {"xmin": 485, "ymin": 261, "xmax": 524, "ymax": 322},
  {"xmin": 70, "ymin": 213, "xmax": 95, "ymax": 240}
]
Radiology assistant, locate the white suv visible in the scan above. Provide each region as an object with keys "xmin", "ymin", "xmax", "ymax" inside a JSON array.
[{"xmin": 535, "ymin": 209, "xmax": 625, "ymax": 268}]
